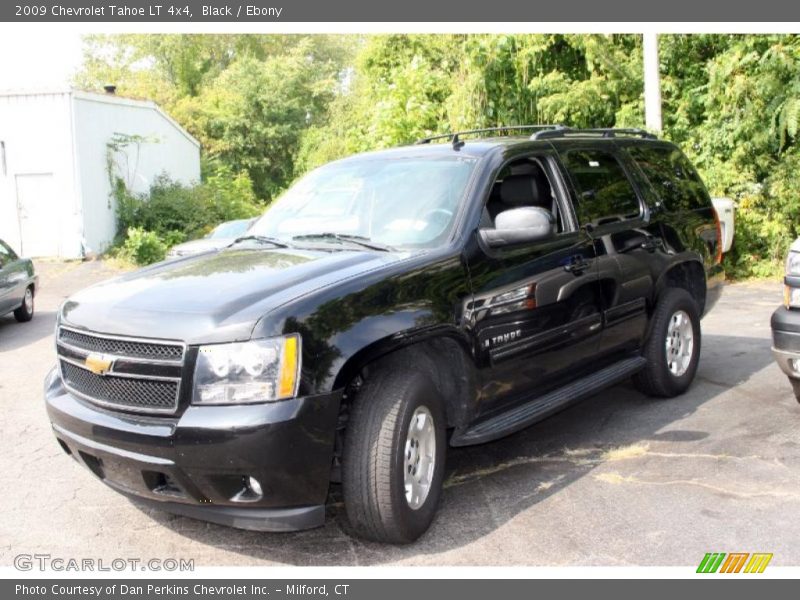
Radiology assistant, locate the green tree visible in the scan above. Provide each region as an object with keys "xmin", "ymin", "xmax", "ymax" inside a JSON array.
[
  {"xmin": 663, "ymin": 36, "xmax": 800, "ymax": 277},
  {"xmin": 80, "ymin": 33, "xmax": 800, "ymax": 278},
  {"xmin": 171, "ymin": 43, "xmax": 341, "ymax": 199},
  {"xmin": 76, "ymin": 34, "xmax": 354, "ymax": 198},
  {"xmin": 298, "ymin": 34, "xmax": 644, "ymax": 171}
]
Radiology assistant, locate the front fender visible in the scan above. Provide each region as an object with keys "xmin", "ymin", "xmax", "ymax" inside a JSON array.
[{"xmin": 251, "ymin": 250, "xmax": 474, "ymax": 395}]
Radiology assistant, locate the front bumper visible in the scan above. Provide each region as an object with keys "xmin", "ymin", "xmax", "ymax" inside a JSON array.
[
  {"xmin": 44, "ymin": 367, "xmax": 342, "ymax": 531},
  {"xmin": 771, "ymin": 306, "xmax": 800, "ymax": 379}
]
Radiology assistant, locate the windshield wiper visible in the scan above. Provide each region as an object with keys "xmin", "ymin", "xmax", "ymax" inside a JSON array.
[
  {"xmin": 291, "ymin": 233, "xmax": 394, "ymax": 252},
  {"xmin": 229, "ymin": 235, "xmax": 292, "ymax": 249}
]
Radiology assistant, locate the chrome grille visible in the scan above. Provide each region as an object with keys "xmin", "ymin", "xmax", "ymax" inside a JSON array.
[
  {"xmin": 59, "ymin": 327, "xmax": 184, "ymax": 362},
  {"xmin": 60, "ymin": 362, "xmax": 179, "ymax": 411},
  {"xmin": 56, "ymin": 326, "xmax": 185, "ymax": 414}
]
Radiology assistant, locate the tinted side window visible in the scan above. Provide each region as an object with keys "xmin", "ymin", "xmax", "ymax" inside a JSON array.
[
  {"xmin": 0, "ymin": 242, "xmax": 13, "ymax": 267},
  {"xmin": 561, "ymin": 150, "xmax": 641, "ymax": 226},
  {"xmin": 627, "ymin": 145, "xmax": 711, "ymax": 212}
]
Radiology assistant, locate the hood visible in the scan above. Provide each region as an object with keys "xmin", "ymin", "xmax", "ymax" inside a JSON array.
[
  {"xmin": 61, "ymin": 247, "xmax": 405, "ymax": 344},
  {"xmin": 167, "ymin": 238, "xmax": 231, "ymax": 257}
]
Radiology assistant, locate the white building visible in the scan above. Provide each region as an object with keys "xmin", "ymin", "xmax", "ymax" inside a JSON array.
[{"xmin": 0, "ymin": 89, "xmax": 200, "ymax": 258}]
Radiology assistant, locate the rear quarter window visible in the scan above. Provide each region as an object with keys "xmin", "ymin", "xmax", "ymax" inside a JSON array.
[
  {"xmin": 0, "ymin": 240, "xmax": 17, "ymax": 263},
  {"xmin": 560, "ymin": 149, "xmax": 642, "ymax": 226},
  {"xmin": 627, "ymin": 145, "xmax": 712, "ymax": 212}
]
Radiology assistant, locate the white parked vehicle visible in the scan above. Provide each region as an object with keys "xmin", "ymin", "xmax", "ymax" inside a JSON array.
[{"xmin": 712, "ymin": 198, "xmax": 735, "ymax": 253}]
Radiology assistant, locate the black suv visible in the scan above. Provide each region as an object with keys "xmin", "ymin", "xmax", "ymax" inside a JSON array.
[{"xmin": 45, "ymin": 126, "xmax": 724, "ymax": 543}]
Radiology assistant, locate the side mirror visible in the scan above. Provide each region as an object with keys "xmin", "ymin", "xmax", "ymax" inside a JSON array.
[{"xmin": 478, "ymin": 207, "xmax": 556, "ymax": 248}]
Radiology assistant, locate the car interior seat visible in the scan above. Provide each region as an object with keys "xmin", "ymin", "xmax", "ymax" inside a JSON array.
[{"xmin": 484, "ymin": 163, "xmax": 556, "ymax": 226}]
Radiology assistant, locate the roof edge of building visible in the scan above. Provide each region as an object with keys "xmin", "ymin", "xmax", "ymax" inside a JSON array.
[{"xmin": 0, "ymin": 88, "xmax": 200, "ymax": 149}]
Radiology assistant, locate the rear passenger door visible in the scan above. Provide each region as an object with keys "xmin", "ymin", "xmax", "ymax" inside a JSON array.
[{"xmin": 556, "ymin": 144, "xmax": 662, "ymax": 357}]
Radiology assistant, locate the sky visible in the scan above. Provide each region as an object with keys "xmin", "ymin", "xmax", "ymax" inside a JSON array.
[{"xmin": 0, "ymin": 30, "xmax": 84, "ymax": 91}]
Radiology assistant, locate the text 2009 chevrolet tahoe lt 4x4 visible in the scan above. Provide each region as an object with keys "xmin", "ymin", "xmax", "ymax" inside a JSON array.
[{"xmin": 45, "ymin": 126, "xmax": 725, "ymax": 543}]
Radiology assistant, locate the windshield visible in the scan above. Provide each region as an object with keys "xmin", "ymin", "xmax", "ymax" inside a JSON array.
[
  {"xmin": 249, "ymin": 155, "xmax": 477, "ymax": 249},
  {"xmin": 208, "ymin": 219, "xmax": 253, "ymax": 239}
]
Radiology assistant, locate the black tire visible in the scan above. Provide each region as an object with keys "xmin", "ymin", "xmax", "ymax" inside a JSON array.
[
  {"xmin": 633, "ymin": 288, "xmax": 701, "ymax": 398},
  {"xmin": 342, "ymin": 369, "xmax": 446, "ymax": 544},
  {"xmin": 13, "ymin": 286, "xmax": 34, "ymax": 323}
]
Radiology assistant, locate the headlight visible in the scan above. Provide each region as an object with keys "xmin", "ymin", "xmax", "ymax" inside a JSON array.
[
  {"xmin": 786, "ymin": 251, "xmax": 800, "ymax": 276},
  {"xmin": 192, "ymin": 335, "xmax": 301, "ymax": 405}
]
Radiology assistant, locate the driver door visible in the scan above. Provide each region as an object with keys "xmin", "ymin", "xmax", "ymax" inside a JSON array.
[{"xmin": 464, "ymin": 151, "xmax": 603, "ymax": 417}]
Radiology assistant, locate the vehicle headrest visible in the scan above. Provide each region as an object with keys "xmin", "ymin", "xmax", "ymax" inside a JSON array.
[{"xmin": 499, "ymin": 171, "xmax": 550, "ymax": 207}]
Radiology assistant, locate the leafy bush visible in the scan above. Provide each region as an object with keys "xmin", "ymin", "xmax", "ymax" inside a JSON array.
[
  {"xmin": 162, "ymin": 230, "xmax": 187, "ymax": 248},
  {"xmin": 118, "ymin": 227, "xmax": 168, "ymax": 266},
  {"xmin": 720, "ymin": 150, "xmax": 800, "ymax": 279},
  {"xmin": 661, "ymin": 36, "xmax": 800, "ymax": 279},
  {"xmin": 112, "ymin": 168, "xmax": 264, "ymax": 265},
  {"xmin": 117, "ymin": 168, "xmax": 262, "ymax": 240}
]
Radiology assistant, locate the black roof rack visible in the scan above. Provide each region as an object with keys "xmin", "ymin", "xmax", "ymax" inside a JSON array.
[
  {"xmin": 416, "ymin": 125, "xmax": 566, "ymax": 147},
  {"xmin": 531, "ymin": 127, "xmax": 657, "ymax": 140}
]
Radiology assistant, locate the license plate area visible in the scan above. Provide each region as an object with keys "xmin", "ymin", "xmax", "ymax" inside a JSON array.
[{"xmin": 80, "ymin": 452, "xmax": 145, "ymax": 492}]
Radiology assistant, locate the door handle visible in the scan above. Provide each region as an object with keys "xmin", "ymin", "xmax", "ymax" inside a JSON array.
[{"xmin": 564, "ymin": 255, "xmax": 591, "ymax": 275}]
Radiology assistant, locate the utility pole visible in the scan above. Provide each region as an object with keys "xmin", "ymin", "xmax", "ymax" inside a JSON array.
[{"xmin": 643, "ymin": 33, "xmax": 662, "ymax": 133}]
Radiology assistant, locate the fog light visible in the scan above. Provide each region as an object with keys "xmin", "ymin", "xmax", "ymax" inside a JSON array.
[
  {"xmin": 231, "ymin": 475, "xmax": 264, "ymax": 503},
  {"xmin": 791, "ymin": 359, "xmax": 800, "ymax": 373}
]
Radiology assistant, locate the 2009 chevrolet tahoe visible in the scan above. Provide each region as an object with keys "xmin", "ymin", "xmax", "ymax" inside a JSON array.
[{"xmin": 45, "ymin": 126, "xmax": 724, "ymax": 543}]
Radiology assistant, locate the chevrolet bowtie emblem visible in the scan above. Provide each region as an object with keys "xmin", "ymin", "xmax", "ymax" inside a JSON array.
[{"xmin": 84, "ymin": 353, "xmax": 113, "ymax": 376}]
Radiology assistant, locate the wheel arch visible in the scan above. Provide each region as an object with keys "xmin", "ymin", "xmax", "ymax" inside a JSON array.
[
  {"xmin": 333, "ymin": 327, "xmax": 478, "ymax": 430},
  {"xmin": 654, "ymin": 257, "xmax": 707, "ymax": 315}
]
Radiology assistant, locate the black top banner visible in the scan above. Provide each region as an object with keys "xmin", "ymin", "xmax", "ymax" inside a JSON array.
[{"xmin": 2, "ymin": 0, "xmax": 800, "ymax": 22}]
